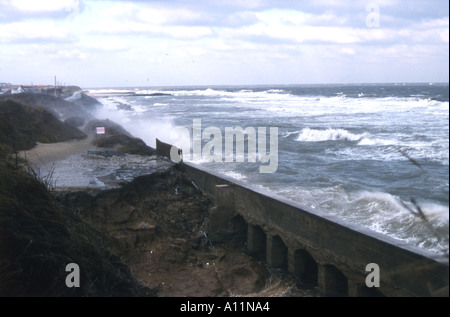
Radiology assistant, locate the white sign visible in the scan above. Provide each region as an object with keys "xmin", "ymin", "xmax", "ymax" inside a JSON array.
[{"xmin": 96, "ymin": 127, "xmax": 105, "ymax": 134}]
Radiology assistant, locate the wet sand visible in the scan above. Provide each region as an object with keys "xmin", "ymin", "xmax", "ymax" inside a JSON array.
[{"xmin": 19, "ymin": 134, "xmax": 174, "ymax": 191}]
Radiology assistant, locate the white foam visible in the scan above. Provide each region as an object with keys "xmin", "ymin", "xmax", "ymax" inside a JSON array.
[
  {"xmin": 64, "ymin": 90, "xmax": 82, "ymax": 102},
  {"xmin": 296, "ymin": 128, "xmax": 365, "ymax": 142},
  {"xmin": 419, "ymin": 202, "xmax": 450, "ymax": 222},
  {"xmin": 282, "ymin": 130, "xmax": 301, "ymax": 138},
  {"xmin": 132, "ymin": 104, "xmax": 148, "ymax": 113},
  {"xmin": 94, "ymin": 97, "xmax": 180, "ymax": 148},
  {"xmin": 357, "ymin": 137, "xmax": 397, "ymax": 146},
  {"xmin": 271, "ymin": 185, "xmax": 449, "ymax": 254},
  {"xmin": 221, "ymin": 170, "xmax": 248, "ymax": 181},
  {"xmin": 86, "ymin": 88, "xmax": 132, "ymax": 95}
]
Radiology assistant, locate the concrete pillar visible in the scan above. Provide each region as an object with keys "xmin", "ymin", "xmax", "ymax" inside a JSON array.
[
  {"xmin": 288, "ymin": 248, "xmax": 297, "ymax": 275},
  {"xmin": 348, "ymin": 280, "xmax": 362, "ymax": 297},
  {"xmin": 215, "ymin": 184, "xmax": 233, "ymax": 210},
  {"xmin": 348, "ymin": 280, "xmax": 384, "ymax": 297},
  {"xmin": 318, "ymin": 264, "xmax": 348, "ymax": 297},
  {"xmin": 247, "ymin": 225, "xmax": 266, "ymax": 261},
  {"xmin": 290, "ymin": 249, "xmax": 305, "ymax": 276},
  {"xmin": 206, "ymin": 184, "xmax": 235, "ymax": 243},
  {"xmin": 267, "ymin": 235, "xmax": 288, "ymax": 270}
]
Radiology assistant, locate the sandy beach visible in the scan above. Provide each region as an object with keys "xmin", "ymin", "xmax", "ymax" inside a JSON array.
[
  {"xmin": 18, "ymin": 132, "xmax": 175, "ymax": 191},
  {"xmin": 20, "ymin": 134, "xmax": 97, "ymax": 168}
]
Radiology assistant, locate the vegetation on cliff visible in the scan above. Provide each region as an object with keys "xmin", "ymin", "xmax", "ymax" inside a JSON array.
[
  {"xmin": 84, "ymin": 119, "xmax": 156, "ymax": 156},
  {"xmin": 0, "ymin": 93, "xmax": 156, "ymax": 296},
  {"xmin": 0, "ymin": 98, "xmax": 86, "ymax": 153},
  {"xmin": 0, "ymin": 155, "xmax": 158, "ymax": 296}
]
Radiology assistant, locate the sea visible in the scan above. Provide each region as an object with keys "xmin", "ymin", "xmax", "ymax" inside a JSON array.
[{"xmin": 87, "ymin": 83, "xmax": 449, "ymax": 257}]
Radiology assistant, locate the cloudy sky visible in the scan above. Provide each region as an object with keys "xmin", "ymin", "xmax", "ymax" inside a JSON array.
[{"xmin": 0, "ymin": 0, "xmax": 448, "ymax": 88}]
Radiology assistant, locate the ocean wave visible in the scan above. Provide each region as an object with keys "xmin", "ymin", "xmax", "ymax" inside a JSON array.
[
  {"xmin": 91, "ymin": 88, "xmax": 449, "ymax": 117},
  {"xmin": 266, "ymin": 89, "xmax": 285, "ymax": 93},
  {"xmin": 132, "ymin": 104, "xmax": 148, "ymax": 112},
  {"xmin": 295, "ymin": 128, "xmax": 405, "ymax": 147},
  {"xmin": 281, "ymin": 130, "xmax": 301, "ymax": 138},
  {"xmin": 273, "ymin": 185, "xmax": 448, "ymax": 255},
  {"xmin": 221, "ymin": 170, "xmax": 248, "ymax": 181},
  {"xmin": 87, "ymin": 88, "xmax": 134, "ymax": 96},
  {"xmin": 170, "ymin": 88, "xmax": 230, "ymax": 97},
  {"xmin": 296, "ymin": 128, "xmax": 366, "ymax": 142},
  {"xmin": 349, "ymin": 191, "xmax": 449, "ymax": 254},
  {"xmin": 141, "ymin": 87, "xmax": 293, "ymax": 101},
  {"xmin": 357, "ymin": 137, "xmax": 398, "ymax": 146}
]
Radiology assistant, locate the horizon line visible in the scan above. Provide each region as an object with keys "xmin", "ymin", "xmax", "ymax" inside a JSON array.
[{"xmin": 81, "ymin": 81, "xmax": 450, "ymax": 90}]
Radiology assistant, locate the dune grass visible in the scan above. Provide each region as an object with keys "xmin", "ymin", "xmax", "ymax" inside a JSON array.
[{"xmin": 0, "ymin": 152, "xmax": 155, "ymax": 297}]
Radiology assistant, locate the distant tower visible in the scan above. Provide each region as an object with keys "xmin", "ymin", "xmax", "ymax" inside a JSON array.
[{"xmin": 54, "ymin": 76, "xmax": 57, "ymax": 96}]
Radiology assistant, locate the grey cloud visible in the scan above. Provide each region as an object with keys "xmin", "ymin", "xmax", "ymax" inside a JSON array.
[{"xmin": 0, "ymin": 0, "xmax": 85, "ymax": 22}]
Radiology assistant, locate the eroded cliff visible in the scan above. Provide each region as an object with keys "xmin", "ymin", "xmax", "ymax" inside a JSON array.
[{"xmin": 55, "ymin": 166, "xmax": 284, "ymax": 296}]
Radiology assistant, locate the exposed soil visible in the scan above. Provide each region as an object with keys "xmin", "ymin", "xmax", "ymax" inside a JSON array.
[{"xmin": 54, "ymin": 164, "xmax": 319, "ymax": 297}]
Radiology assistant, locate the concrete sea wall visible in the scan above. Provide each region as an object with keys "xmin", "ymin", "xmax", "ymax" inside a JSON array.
[{"xmin": 156, "ymin": 140, "xmax": 449, "ymax": 297}]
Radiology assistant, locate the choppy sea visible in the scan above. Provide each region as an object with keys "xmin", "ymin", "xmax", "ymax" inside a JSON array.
[{"xmin": 87, "ymin": 83, "xmax": 449, "ymax": 256}]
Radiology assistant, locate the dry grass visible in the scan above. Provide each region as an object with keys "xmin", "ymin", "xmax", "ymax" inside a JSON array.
[{"xmin": 0, "ymin": 154, "xmax": 156, "ymax": 297}]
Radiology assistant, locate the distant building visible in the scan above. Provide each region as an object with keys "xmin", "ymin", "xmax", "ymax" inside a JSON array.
[
  {"xmin": 0, "ymin": 83, "xmax": 72, "ymax": 96},
  {"xmin": 22, "ymin": 86, "xmax": 41, "ymax": 94},
  {"xmin": 11, "ymin": 86, "xmax": 25, "ymax": 94}
]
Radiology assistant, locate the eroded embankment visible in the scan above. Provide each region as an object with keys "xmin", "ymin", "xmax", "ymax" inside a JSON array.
[
  {"xmin": 0, "ymin": 160, "xmax": 156, "ymax": 297},
  {"xmin": 56, "ymin": 165, "xmax": 314, "ymax": 297}
]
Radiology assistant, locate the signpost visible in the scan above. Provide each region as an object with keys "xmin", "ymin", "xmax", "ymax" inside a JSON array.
[{"xmin": 96, "ymin": 127, "xmax": 105, "ymax": 148}]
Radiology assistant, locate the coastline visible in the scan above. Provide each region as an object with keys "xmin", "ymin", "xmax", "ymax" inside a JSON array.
[
  {"xmin": 27, "ymin": 126, "xmax": 315, "ymax": 297},
  {"xmin": 1, "ymin": 89, "xmax": 314, "ymax": 297},
  {"xmin": 3, "ymin": 88, "xmax": 446, "ymax": 297}
]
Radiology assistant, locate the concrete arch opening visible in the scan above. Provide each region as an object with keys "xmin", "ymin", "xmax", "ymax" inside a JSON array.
[
  {"xmin": 319, "ymin": 264, "xmax": 348, "ymax": 297},
  {"xmin": 230, "ymin": 214, "xmax": 247, "ymax": 248},
  {"xmin": 293, "ymin": 249, "xmax": 318, "ymax": 286},
  {"xmin": 268, "ymin": 235, "xmax": 288, "ymax": 271},
  {"xmin": 247, "ymin": 225, "xmax": 266, "ymax": 262}
]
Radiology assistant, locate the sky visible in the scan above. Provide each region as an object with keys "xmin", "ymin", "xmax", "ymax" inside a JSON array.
[{"xmin": 0, "ymin": 0, "xmax": 448, "ymax": 88}]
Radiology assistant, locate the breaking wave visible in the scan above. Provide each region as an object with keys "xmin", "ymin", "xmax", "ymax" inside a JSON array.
[{"xmin": 296, "ymin": 128, "xmax": 367, "ymax": 142}]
